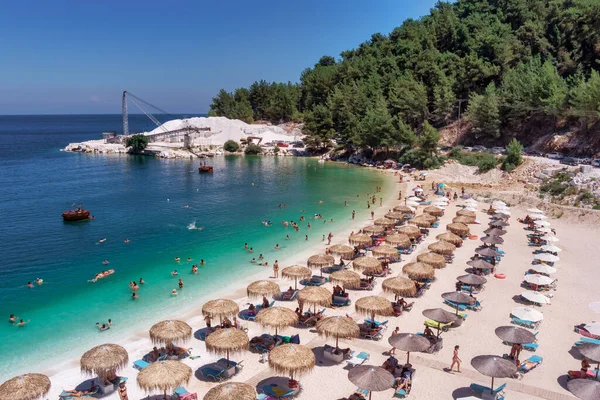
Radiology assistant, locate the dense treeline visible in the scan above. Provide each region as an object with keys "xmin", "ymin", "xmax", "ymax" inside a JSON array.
[{"xmin": 210, "ymin": 0, "xmax": 600, "ymax": 159}]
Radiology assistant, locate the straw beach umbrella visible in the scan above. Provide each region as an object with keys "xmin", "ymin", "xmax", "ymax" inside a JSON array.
[
  {"xmin": 382, "ymin": 277, "xmax": 416, "ymax": 298},
  {"xmin": 205, "ymin": 328, "xmax": 249, "ymax": 366},
  {"xmin": 403, "ymin": 262, "xmax": 435, "ymax": 280},
  {"xmin": 424, "ymin": 206, "xmax": 444, "ymax": 217},
  {"xmin": 385, "ymin": 211, "xmax": 405, "ymax": 221},
  {"xmin": 484, "ymin": 228, "xmax": 506, "ymax": 236},
  {"xmin": 137, "ymin": 360, "xmax": 191, "ymax": 400},
  {"xmin": 371, "ymin": 244, "xmax": 399, "ymax": 258},
  {"xmin": 457, "ymin": 210, "xmax": 476, "ymax": 218},
  {"xmin": 247, "ymin": 280, "xmax": 281, "ymax": 298},
  {"xmin": 411, "ymin": 215, "xmax": 433, "ymax": 227},
  {"xmin": 417, "ymin": 252, "xmax": 446, "ymax": 269},
  {"xmin": 362, "ymin": 225, "xmax": 385, "ymax": 235},
  {"xmin": 442, "ymin": 292, "xmax": 476, "ymax": 315},
  {"xmin": 428, "ymin": 240, "xmax": 456, "ymax": 255},
  {"xmin": 453, "ymin": 215, "xmax": 475, "ymax": 224},
  {"xmin": 475, "ymin": 247, "xmax": 500, "ymax": 257},
  {"xmin": 481, "ymin": 235, "xmax": 504, "ymax": 245},
  {"xmin": 0, "ymin": 373, "xmax": 51, "ymax": 400},
  {"xmin": 457, "ymin": 273, "xmax": 487, "ymax": 286},
  {"xmin": 330, "ymin": 270, "xmax": 361, "ymax": 289},
  {"xmin": 489, "ymin": 220, "xmax": 509, "ymax": 227},
  {"xmin": 80, "ymin": 343, "xmax": 128, "ymax": 380},
  {"xmin": 470, "ymin": 355, "xmax": 517, "ymax": 395},
  {"xmin": 494, "ymin": 326, "xmax": 536, "ymax": 344},
  {"xmin": 307, "ymin": 254, "xmax": 335, "ymax": 269},
  {"xmin": 316, "ymin": 315, "xmax": 360, "ymax": 351},
  {"xmin": 422, "ymin": 308, "xmax": 458, "ymax": 336},
  {"xmin": 385, "ymin": 233, "xmax": 411, "ymax": 249},
  {"xmin": 436, "ymin": 232, "xmax": 463, "ymax": 245},
  {"xmin": 568, "ymin": 379, "xmax": 600, "ymax": 400},
  {"xmin": 329, "ymin": 244, "xmax": 354, "ymax": 259},
  {"xmin": 352, "ymin": 256, "xmax": 382, "ymax": 272},
  {"xmin": 355, "ymin": 296, "xmax": 393, "ymax": 323},
  {"xmin": 268, "ymin": 344, "xmax": 315, "ymax": 379},
  {"xmin": 282, "ymin": 265, "xmax": 312, "ymax": 290},
  {"xmin": 397, "ymin": 225, "xmax": 421, "ymax": 238},
  {"xmin": 202, "ymin": 299, "xmax": 239, "ymax": 323},
  {"xmin": 374, "ymin": 218, "xmax": 396, "ymax": 227},
  {"xmin": 149, "ymin": 320, "xmax": 192, "ymax": 347},
  {"xmin": 255, "ymin": 306, "xmax": 299, "ymax": 336},
  {"xmin": 388, "ymin": 333, "xmax": 430, "ymax": 363},
  {"xmin": 348, "ymin": 366, "xmax": 394, "ymax": 400},
  {"xmin": 447, "ymin": 223, "xmax": 469, "ymax": 236},
  {"xmin": 394, "ymin": 205, "xmax": 415, "ymax": 214},
  {"xmin": 204, "ymin": 382, "xmax": 256, "ymax": 400},
  {"xmin": 349, "ymin": 233, "xmax": 372, "ymax": 247},
  {"xmin": 577, "ymin": 343, "xmax": 600, "ymax": 378},
  {"xmin": 297, "ymin": 286, "xmax": 331, "ymax": 313}
]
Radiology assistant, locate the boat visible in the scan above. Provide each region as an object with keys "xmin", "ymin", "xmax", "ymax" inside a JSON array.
[
  {"xmin": 198, "ymin": 162, "xmax": 213, "ymax": 174},
  {"xmin": 62, "ymin": 208, "xmax": 91, "ymax": 221}
]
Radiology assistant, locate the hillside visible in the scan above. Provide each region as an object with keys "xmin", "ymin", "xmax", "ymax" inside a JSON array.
[{"xmin": 209, "ymin": 0, "xmax": 600, "ymax": 156}]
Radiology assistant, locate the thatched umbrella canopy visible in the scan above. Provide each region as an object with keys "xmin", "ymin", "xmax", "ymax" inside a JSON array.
[
  {"xmin": 282, "ymin": 265, "xmax": 312, "ymax": 290},
  {"xmin": 80, "ymin": 344, "xmax": 128, "ymax": 379},
  {"xmin": 457, "ymin": 210, "xmax": 476, "ymax": 218},
  {"xmin": 402, "ymin": 262, "xmax": 435, "ymax": 280},
  {"xmin": 494, "ymin": 326, "xmax": 536, "ymax": 345},
  {"xmin": 453, "ymin": 215, "xmax": 476, "ymax": 224},
  {"xmin": 297, "ymin": 286, "xmax": 331, "ymax": 313},
  {"xmin": 457, "ymin": 273, "xmax": 487, "ymax": 286},
  {"xmin": 385, "ymin": 211, "xmax": 405, "ymax": 221},
  {"xmin": 348, "ymin": 366, "xmax": 395, "ymax": 400},
  {"xmin": 475, "ymin": 247, "xmax": 501, "ymax": 257},
  {"xmin": 470, "ymin": 355, "xmax": 517, "ymax": 395},
  {"xmin": 352, "ymin": 256, "xmax": 382, "ymax": 272},
  {"xmin": 577, "ymin": 343, "xmax": 600, "ymax": 378},
  {"xmin": 204, "ymin": 382, "xmax": 256, "ymax": 400},
  {"xmin": 447, "ymin": 222, "xmax": 470, "ymax": 236},
  {"xmin": 205, "ymin": 328, "xmax": 249, "ymax": 366},
  {"xmin": 417, "ymin": 252, "xmax": 446, "ymax": 269},
  {"xmin": 268, "ymin": 344, "xmax": 315, "ymax": 379},
  {"xmin": 484, "ymin": 227, "xmax": 507, "ymax": 236},
  {"xmin": 393, "ymin": 205, "xmax": 414, "ymax": 214},
  {"xmin": 316, "ymin": 315, "xmax": 360, "ymax": 350},
  {"xmin": 428, "ymin": 240, "xmax": 456, "ymax": 255},
  {"xmin": 202, "ymin": 299, "xmax": 239, "ymax": 323},
  {"xmin": 255, "ymin": 306, "xmax": 299, "ymax": 336},
  {"xmin": 481, "ymin": 235, "xmax": 504, "ymax": 245},
  {"xmin": 0, "ymin": 374, "xmax": 51, "ymax": 400},
  {"xmin": 329, "ymin": 244, "xmax": 354, "ymax": 259},
  {"xmin": 307, "ymin": 254, "xmax": 335, "ymax": 268},
  {"xmin": 436, "ymin": 232, "xmax": 463, "ymax": 245},
  {"xmin": 371, "ymin": 244, "xmax": 399, "ymax": 258},
  {"xmin": 349, "ymin": 233, "xmax": 372, "ymax": 247},
  {"xmin": 397, "ymin": 225, "xmax": 421, "ymax": 238},
  {"xmin": 388, "ymin": 333, "xmax": 431, "ymax": 363},
  {"xmin": 410, "ymin": 215, "xmax": 433, "ymax": 227},
  {"xmin": 247, "ymin": 280, "xmax": 281, "ymax": 299},
  {"xmin": 442, "ymin": 292, "xmax": 476, "ymax": 315},
  {"xmin": 374, "ymin": 218, "xmax": 396, "ymax": 227},
  {"xmin": 355, "ymin": 296, "xmax": 393, "ymax": 323},
  {"xmin": 385, "ymin": 233, "xmax": 411, "ymax": 249},
  {"xmin": 137, "ymin": 360, "xmax": 191, "ymax": 400},
  {"xmin": 422, "ymin": 308, "xmax": 459, "ymax": 324},
  {"xmin": 568, "ymin": 378, "xmax": 600, "ymax": 400},
  {"xmin": 330, "ymin": 270, "xmax": 361, "ymax": 289},
  {"xmin": 424, "ymin": 206, "xmax": 444, "ymax": 217},
  {"xmin": 149, "ymin": 320, "xmax": 192, "ymax": 346},
  {"xmin": 489, "ymin": 220, "xmax": 509, "ymax": 227},
  {"xmin": 362, "ymin": 225, "xmax": 385, "ymax": 235},
  {"xmin": 382, "ymin": 277, "xmax": 416, "ymax": 298}
]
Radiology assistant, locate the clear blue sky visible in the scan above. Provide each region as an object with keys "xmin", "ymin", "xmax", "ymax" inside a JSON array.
[{"xmin": 0, "ymin": 0, "xmax": 438, "ymax": 114}]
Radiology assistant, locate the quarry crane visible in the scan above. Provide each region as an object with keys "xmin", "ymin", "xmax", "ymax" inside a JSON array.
[{"xmin": 122, "ymin": 91, "xmax": 171, "ymax": 136}]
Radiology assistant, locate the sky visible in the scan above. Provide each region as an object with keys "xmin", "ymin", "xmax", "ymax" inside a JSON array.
[{"xmin": 0, "ymin": 0, "xmax": 439, "ymax": 115}]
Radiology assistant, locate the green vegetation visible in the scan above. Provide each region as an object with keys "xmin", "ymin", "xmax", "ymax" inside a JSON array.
[
  {"xmin": 223, "ymin": 140, "xmax": 240, "ymax": 152},
  {"xmin": 126, "ymin": 134, "xmax": 149, "ymax": 152},
  {"xmin": 502, "ymin": 139, "xmax": 524, "ymax": 172},
  {"xmin": 540, "ymin": 172, "xmax": 572, "ymax": 196},
  {"xmin": 274, "ymin": 146, "xmax": 280, "ymax": 154},
  {"xmin": 210, "ymin": 0, "xmax": 600, "ymax": 164},
  {"xmin": 244, "ymin": 143, "xmax": 262, "ymax": 155},
  {"xmin": 448, "ymin": 147, "xmax": 499, "ymax": 172}
]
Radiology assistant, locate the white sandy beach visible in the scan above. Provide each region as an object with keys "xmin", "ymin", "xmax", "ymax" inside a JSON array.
[{"xmin": 35, "ymin": 169, "xmax": 597, "ymax": 400}]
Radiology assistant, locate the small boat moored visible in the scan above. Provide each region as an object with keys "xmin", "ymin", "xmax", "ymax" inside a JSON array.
[{"xmin": 62, "ymin": 208, "xmax": 91, "ymax": 221}]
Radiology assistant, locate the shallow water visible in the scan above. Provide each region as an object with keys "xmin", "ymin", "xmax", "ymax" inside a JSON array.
[{"xmin": 0, "ymin": 115, "xmax": 390, "ymax": 378}]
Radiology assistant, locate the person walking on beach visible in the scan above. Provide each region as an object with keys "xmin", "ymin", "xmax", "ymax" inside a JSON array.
[
  {"xmin": 327, "ymin": 233, "xmax": 333, "ymax": 245},
  {"xmin": 389, "ymin": 327, "xmax": 400, "ymax": 355},
  {"xmin": 371, "ymin": 211, "xmax": 374, "ymax": 219},
  {"xmin": 449, "ymin": 345, "xmax": 461, "ymax": 372},
  {"xmin": 398, "ymin": 191, "xmax": 402, "ymax": 200},
  {"xmin": 118, "ymin": 382, "xmax": 128, "ymax": 400},
  {"xmin": 273, "ymin": 260, "xmax": 279, "ymax": 278},
  {"xmin": 352, "ymin": 210, "xmax": 355, "ymax": 220}
]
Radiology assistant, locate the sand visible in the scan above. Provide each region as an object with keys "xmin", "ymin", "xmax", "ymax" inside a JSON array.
[{"xmin": 30, "ymin": 169, "xmax": 595, "ymax": 400}]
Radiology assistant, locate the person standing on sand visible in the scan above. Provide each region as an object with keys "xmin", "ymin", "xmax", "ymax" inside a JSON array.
[
  {"xmin": 204, "ymin": 315, "xmax": 212, "ymax": 329},
  {"xmin": 398, "ymin": 191, "xmax": 402, "ymax": 200},
  {"xmin": 449, "ymin": 345, "xmax": 461, "ymax": 372},
  {"xmin": 118, "ymin": 382, "xmax": 128, "ymax": 400},
  {"xmin": 352, "ymin": 210, "xmax": 355, "ymax": 220},
  {"xmin": 371, "ymin": 211, "xmax": 375, "ymax": 219},
  {"xmin": 389, "ymin": 327, "xmax": 400, "ymax": 355},
  {"xmin": 273, "ymin": 260, "xmax": 279, "ymax": 278},
  {"xmin": 327, "ymin": 233, "xmax": 333, "ymax": 245}
]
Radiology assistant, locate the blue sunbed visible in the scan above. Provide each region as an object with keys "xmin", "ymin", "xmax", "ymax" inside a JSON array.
[
  {"xmin": 511, "ymin": 317, "xmax": 536, "ymax": 329},
  {"xmin": 444, "ymin": 299, "xmax": 467, "ymax": 311},
  {"xmin": 470, "ymin": 382, "xmax": 506, "ymax": 394},
  {"xmin": 200, "ymin": 366, "xmax": 227, "ymax": 381},
  {"xmin": 519, "ymin": 355, "xmax": 543, "ymax": 373},
  {"xmin": 133, "ymin": 359, "xmax": 150, "ymax": 370},
  {"xmin": 364, "ymin": 318, "xmax": 388, "ymax": 327}
]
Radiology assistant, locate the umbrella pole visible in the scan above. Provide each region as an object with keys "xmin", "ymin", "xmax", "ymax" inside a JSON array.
[
  {"xmin": 227, "ymin": 349, "xmax": 230, "ymax": 367},
  {"xmin": 275, "ymin": 327, "xmax": 278, "ymax": 337},
  {"xmin": 336, "ymin": 335, "xmax": 339, "ymax": 351},
  {"xmin": 294, "ymin": 278, "xmax": 297, "ymax": 291},
  {"xmin": 597, "ymin": 362, "xmax": 599, "ymax": 379},
  {"xmin": 490, "ymin": 377, "xmax": 494, "ymax": 393},
  {"xmin": 407, "ymin": 351, "xmax": 410, "ymax": 364},
  {"xmin": 164, "ymin": 389, "xmax": 167, "ymax": 400}
]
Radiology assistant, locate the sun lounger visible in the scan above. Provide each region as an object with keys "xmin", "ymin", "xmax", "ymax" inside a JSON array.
[
  {"xmin": 200, "ymin": 365, "xmax": 228, "ymax": 381},
  {"xmin": 355, "ymin": 387, "xmax": 370, "ymax": 397},
  {"xmin": 364, "ymin": 318, "xmax": 388, "ymax": 328},
  {"xmin": 59, "ymin": 387, "xmax": 99, "ymax": 399},
  {"xmin": 262, "ymin": 385, "xmax": 295, "ymax": 398},
  {"xmin": 517, "ymin": 355, "xmax": 543, "ymax": 376},
  {"xmin": 217, "ymin": 358, "xmax": 244, "ymax": 371},
  {"xmin": 301, "ymin": 276, "xmax": 329, "ymax": 286},
  {"xmin": 424, "ymin": 319, "xmax": 452, "ymax": 332},
  {"xmin": 133, "ymin": 359, "xmax": 150, "ymax": 370},
  {"xmin": 332, "ymin": 297, "xmax": 351, "ymax": 307},
  {"xmin": 359, "ymin": 326, "xmax": 383, "ymax": 340},
  {"xmin": 511, "ymin": 317, "xmax": 538, "ymax": 329},
  {"xmin": 279, "ymin": 290, "xmax": 298, "ymax": 301},
  {"xmin": 578, "ymin": 337, "xmax": 600, "ymax": 345},
  {"xmin": 347, "ymin": 351, "xmax": 370, "ymax": 367},
  {"xmin": 469, "ymin": 382, "xmax": 506, "ymax": 395},
  {"xmin": 444, "ymin": 299, "xmax": 468, "ymax": 311},
  {"xmin": 174, "ymin": 386, "xmax": 198, "ymax": 400}
]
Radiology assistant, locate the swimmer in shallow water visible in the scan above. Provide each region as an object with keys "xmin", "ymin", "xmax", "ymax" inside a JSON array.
[
  {"xmin": 174, "ymin": 257, "xmax": 181, "ymax": 262},
  {"xmin": 192, "ymin": 265, "xmax": 199, "ymax": 273},
  {"xmin": 124, "ymin": 238, "xmax": 130, "ymax": 243},
  {"xmin": 274, "ymin": 244, "xmax": 280, "ymax": 250},
  {"xmin": 187, "ymin": 257, "xmax": 192, "ymax": 262},
  {"xmin": 27, "ymin": 282, "xmax": 33, "ymax": 288},
  {"xmin": 132, "ymin": 292, "xmax": 138, "ymax": 300},
  {"xmin": 14, "ymin": 319, "xmax": 29, "ymax": 327},
  {"xmin": 9, "ymin": 314, "xmax": 17, "ymax": 323},
  {"xmin": 200, "ymin": 259, "xmax": 205, "ymax": 266},
  {"xmin": 171, "ymin": 289, "xmax": 178, "ymax": 296},
  {"xmin": 171, "ymin": 270, "xmax": 178, "ymax": 276},
  {"xmin": 98, "ymin": 238, "xmax": 106, "ymax": 244},
  {"xmin": 139, "ymin": 278, "xmax": 145, "ymax": 284},
  {"xmin": 103, "ymin": 260, "xmax": 109, "ymax": 265}
]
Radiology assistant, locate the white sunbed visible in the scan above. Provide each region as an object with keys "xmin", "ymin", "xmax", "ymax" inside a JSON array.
[{"xmin": 347, "ymin": 351, "xmax": 369, "ymax": 367}]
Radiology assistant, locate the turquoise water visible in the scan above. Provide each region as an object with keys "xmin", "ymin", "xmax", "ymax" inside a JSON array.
[{"xmin": 0, "ymin": 117, "xmax": 390, "ymax": 379}]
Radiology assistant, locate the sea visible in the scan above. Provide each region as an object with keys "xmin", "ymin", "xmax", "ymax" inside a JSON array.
[{"xmin": 0, "ymin": 114, "xmax": 391, "ymax": 380}]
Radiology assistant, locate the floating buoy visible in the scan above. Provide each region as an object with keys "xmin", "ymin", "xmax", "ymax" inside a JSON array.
[{"xmin": 495, "ymin": 273, "xmax": 506, "ymax": 279}]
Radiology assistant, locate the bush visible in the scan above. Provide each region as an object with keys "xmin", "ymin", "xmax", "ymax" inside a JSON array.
[
  {"xmin": 448, "ymin": 149, "xmax": 498, "ymax": 172},
  {"xmin": 502, "ymin": 139, "xmax": 523, "ymax": 171},
  {"xmin": 478, "ymin": 156, "xmax": 498, "ymax": 172},
  {"xmin": 223, "ymin": 140, "xmax": 240, "ymax": 152},
  {"xmin": 274, "ymin": 146, "xmax": 280, "ymax": 154},
  {"xmin": 578, "ymin": 191, "xmax": 595, "ymax": 203},
  {"xmin": 399, "ymin": 149, "xmax": 443, "ymax": 169},
  {"xmin": 244, "ymin": 143, "xmax": 262, "ymax": 155},
  {"xmin": 126, "ymin": 134, "xmax": 149, "ymax": 152},
  {"xmin": 502, "ymin": 162, "xmax": 516, "ymax": 172},
  {"xmin": 540, "ymin": 181, "xmax": 567, "ymax": 195}
]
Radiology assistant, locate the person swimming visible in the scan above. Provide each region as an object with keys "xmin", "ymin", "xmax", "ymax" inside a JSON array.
[
  {"xmin": 124, "ymin": 238, "xmax": 130, "ymax": 243},
  {"xmin": 96, "ymin": 322, "xmax": 109, "ymax": 331},
  {"xmin": 102, "ymin": 260, "xmax": 109, "ymax": 265},
  {"xmin": 186, "ymin": 257, "xmax": 192, "ymax": 262},
  {"xmin": 286, "ymin": 235, "xmax": 290, "ymax": 240},
  {"xmin": 200, "ymin": 259, "xmax": 205, "ymax": 266},
  {"xmin": 171, "ymin": 270, "xmax": 178, "ymax": 276},
  {"xmin": 274, "ymin": 244, "xmax": 280, "ymax": 250},
  {"xmin": 9, "ymin": 314, "xmax": 17, "ymax": 323},
  {"xmin": 132, "ymin": 292, "xmax": 138, "ymax": 300},
  {"xmin": 251, "ymin": 258, "xmax": 256, "ymax": 263},
  {"xmin": 27, "ymin": 281, "xmax": 33, "ymax": 288},
  {"xmin": 139, "ymin": 278, "xmax": 145, "ymax": 284},
  {"xmin": 192, "ymin": 265, "xmax": 198, "ymax": 273},
  {"xmin": 35, "ymin": 278, "xmax": 43, "ymax": 285},
  {"xmin": 259, "ymin": 254, "xmax": 264, "ymax": 261},
  {"xmin": 98, "ymin": 238, "xmax": 106, "ymax": 244},
  {"xmin": 178, "ymin": 278, "xmax": 184, "ymax": 289},
  {"xmin": 171, "ymin": 289, "xmax": 178, "ymax": 296},
  {"xmin": 174, "ymin": 257, "xmax": 181, "ymax": 262},
  {"xmin": 14, "ymin": 319, "xmax": 29, "ymax": 327}
]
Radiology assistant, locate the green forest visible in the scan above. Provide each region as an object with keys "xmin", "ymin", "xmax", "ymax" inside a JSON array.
[{"xmin": 209, "ymin": 0, "xmax": 600, "ymax": 161}]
